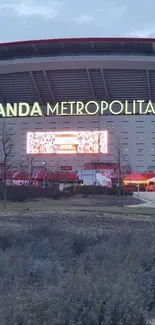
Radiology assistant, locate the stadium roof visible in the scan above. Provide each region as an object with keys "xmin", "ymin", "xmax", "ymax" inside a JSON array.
[
  {"xmin": 1, "ymin": 37, "xmax": 155, "ymax": 59},
  {"xmin": 1, "ymin": 37, "xmax": 155, "ymax": 105}
]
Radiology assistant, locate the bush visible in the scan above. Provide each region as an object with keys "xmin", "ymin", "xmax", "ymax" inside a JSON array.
[
  {"xmin": 0, "ymin": 184, "xmax": 133, "ymax": 202},
  {"xmin": 0, "ymin": 185, "xmax": 75, "ymax": 202},
  {"xmin": 0, "ymin": 222, "xmax": 151, "ymax": 324},
  {"xmin": 78, "ymin": 185, "xmax": 133, "ymax": 196}
]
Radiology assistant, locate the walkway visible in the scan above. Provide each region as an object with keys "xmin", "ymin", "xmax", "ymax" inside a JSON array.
[{"xmin": 127, "ymin": 192, "xmax": 155, "ymax": 208}]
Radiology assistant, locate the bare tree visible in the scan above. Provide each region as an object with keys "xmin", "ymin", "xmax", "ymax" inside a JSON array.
[
  {"xmin": 17, "ymin": 155, "xmax": 36, "ymax": 185},
  {"xmin": 0, "ymin": 119, "xmax": 15, "ymax": 209},
  {"xmin": 90, "ymin": 156, "xmax": 100, "ymax": 185},
  {"xmin": 55, "ymin": 159, "xmax": 60, "ymax": 183},
  {"xmin": 115, "ymin": 137, "xmax": 132, "ymax": 204}
]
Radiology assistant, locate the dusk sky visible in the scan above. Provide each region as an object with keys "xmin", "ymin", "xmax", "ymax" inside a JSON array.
[{"xmin": 0, "ymin": 0, "xmax": 154, "ymax": 42}]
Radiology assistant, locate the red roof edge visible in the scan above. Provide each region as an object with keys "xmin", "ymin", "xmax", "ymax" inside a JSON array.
[{"xmin": 0, "ymin": 37, "xmax": 155, "ymax": 48}]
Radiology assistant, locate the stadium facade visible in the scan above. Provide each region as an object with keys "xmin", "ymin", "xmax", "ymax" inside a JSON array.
[{"xmin": 0, "ymin": 37, "xmax": 155, "ymax": 172}]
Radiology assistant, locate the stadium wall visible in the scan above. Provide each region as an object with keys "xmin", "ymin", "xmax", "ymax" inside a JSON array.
[{"xmin": 1, "ymin": 102, "xmax": 155, "ymax": 172}]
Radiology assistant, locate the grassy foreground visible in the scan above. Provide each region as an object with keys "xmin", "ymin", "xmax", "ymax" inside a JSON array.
[
  {"xmin": 0, "ymin": 194, "xmax": 154, "ymax": 216},
  {"xmin": 0, "ymin": 196, "xmax": 155, "ymax": 324}
]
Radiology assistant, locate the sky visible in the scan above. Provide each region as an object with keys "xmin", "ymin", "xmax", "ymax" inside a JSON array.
[{"xmin": 0, "ymin": 0, "xmax": 155, "ymax": 43}]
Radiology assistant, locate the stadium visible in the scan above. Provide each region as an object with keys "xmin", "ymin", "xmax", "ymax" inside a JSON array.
[{"xmin": 0, "ymin": 37, "xmax": 155, "ymax": 176}]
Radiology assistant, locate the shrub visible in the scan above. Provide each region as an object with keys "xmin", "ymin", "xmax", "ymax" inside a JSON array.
[
  {"xmin": 0, "ymin": 184, "xmax": 76, "ymax": 202},
  {"xmin": 78, "ymin": 185, "xmax": 133, "ymax": 196},
  {"xmin": 0, "ymin": 222, "xmax": 150, "ymax": 324}
]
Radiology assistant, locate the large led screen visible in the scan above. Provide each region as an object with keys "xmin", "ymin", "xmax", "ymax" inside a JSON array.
[{"xmin": 27, "ymin": 131, "xmax": 108, "ymax": 154}]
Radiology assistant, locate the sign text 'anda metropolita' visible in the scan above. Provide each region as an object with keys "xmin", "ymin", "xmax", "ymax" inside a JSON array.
[{"xmin": 1, "ymin": 101, "xmax": 155, "ymax": 117}]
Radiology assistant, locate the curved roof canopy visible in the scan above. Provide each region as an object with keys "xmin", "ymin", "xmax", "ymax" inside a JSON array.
[
  {"xmin": 0, "ymin": 37, "xmax": 155, "ymax": 60},
  {"xmin": 1, "ymin": 38, "xmax": 155, "ymax": 105}
]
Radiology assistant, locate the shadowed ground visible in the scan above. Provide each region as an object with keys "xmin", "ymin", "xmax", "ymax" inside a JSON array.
[{"xmin": 0, "ymin": 195, "xmax": 154, "ymax": 324}]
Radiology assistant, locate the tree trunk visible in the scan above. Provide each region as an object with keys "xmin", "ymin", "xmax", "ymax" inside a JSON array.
[{"xmin": 3, "ymin": 179, "xmax": 6, "ymax": 210}]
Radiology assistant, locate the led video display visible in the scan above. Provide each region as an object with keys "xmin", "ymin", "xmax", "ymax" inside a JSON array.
[{"xmin": 27, "ymin": 131, "xmax": 108, "ymax": 154}]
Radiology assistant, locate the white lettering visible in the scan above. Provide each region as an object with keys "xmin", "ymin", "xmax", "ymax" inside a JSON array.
[
  {"xmin": 61, "ymin": 102, "xmax": 68, "ymax": 115},
  {"xmin": 76, "ymin": 102, "xmax": 84, "ymax": 115},
  {"xmin": 30, "ymin": 102, "xmax": 42, "ymax": 116},
  {"xmin": 6, "ymin": 103, "xmax": 17, "ymax": 117},
  {"xmin": 19, "ymin": 103, "xmax": 30, "ymax": 116},
  {"xmin": 68, "ymin": 101, "xmax": 75, "ymax": 115},
  {"xmin": 85, "ymin": 101, "xmax": 99, "ymax": 115},
  {"xmin": 144, "ymin": 100, "xmax": 155, "ymax": 114},
  {"xmin": 137, "ymin": 100, "xmax": 145, "ymax": 114},
  {"xmin": 47, "ymin": 102, "xmax": 59, "ymax": 115},
  {"xmin": 101, "ymin": 101, "xmax": 109, "ymax": 115},
  {"xmin": 109, "ymin": 101, "xmax": 124, "ymax": 115},
  {"xmin": 0, "ymin": 104, "xmax": 6, "ymax": 117}
]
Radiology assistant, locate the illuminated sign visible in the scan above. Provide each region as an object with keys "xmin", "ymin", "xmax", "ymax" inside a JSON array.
[
  {"xmin": 60, "ymin": 166, "xmax": 72, "ymax": 170},
  {"xmin": 0, "ymin": 100, "xmax": 155, "ymax": 117},
  {"xmin": 27, "ymin": 131, "xmax": 108, "ymax": 154}
]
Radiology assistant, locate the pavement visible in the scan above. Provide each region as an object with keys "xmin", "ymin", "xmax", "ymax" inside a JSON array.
[{"xmin": 127, "ymin": 192, "xmax": 155, "ymax": 208}]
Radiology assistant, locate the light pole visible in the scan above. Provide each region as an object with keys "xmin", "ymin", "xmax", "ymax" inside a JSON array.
[
  {"xmin": 42, "ymin": 161, "xmax": 46, "ymax": 188},
  {"xmin": 137, "ymin": 173, "xmax": 140, "ymax": 196}
]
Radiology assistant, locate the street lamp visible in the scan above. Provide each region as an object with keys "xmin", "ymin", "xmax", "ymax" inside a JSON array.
[
  {"xmin": 42, "ymin": 161, "xmax": 46, "ymax": 188},
  {"xmin": 137, "ymin": 173, "xmax": 140, "ymax": 196}
]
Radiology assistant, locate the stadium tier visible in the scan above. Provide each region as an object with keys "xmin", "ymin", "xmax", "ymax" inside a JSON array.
[{"xmin": 0, "ymin": 37, "xmax": 155, "ymax": 172}]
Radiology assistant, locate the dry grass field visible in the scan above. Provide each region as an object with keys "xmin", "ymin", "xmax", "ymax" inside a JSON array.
[{"xmin": 0, "ymin": 195, "xmax": 155, "ymax": 324}]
